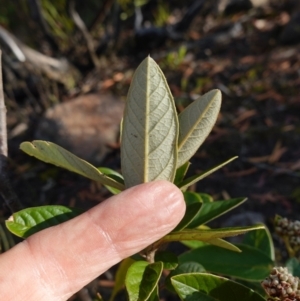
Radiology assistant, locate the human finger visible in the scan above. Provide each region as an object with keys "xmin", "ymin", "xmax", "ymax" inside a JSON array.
[{"xmin": 0, "ymin": 180, "xmax": 185, "ymax": 301}]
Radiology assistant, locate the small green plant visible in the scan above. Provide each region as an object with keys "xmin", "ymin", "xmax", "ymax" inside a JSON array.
[{"xmin": 5, "ymin": 57, "xmax": 275, "ymax": 300}]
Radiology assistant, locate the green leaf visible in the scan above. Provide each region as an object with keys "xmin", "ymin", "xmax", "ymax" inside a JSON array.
[
  {"xmin": 147, "ymin": 286, "xmax": 159, "ymax": 301},
  {"xmin": 179, "ymin": 244, "xmax": 274, "ymax": 281},
  {"xmin": 5, "ymin": 205, "xmax": 83, "ymax": 238},
  {"xmin": 197, "ymin": 193, "xmax": 214, "ymax": 203},
  {"xmin": 109, "ymin": 258, "xmax": 135, "ymax": 301},
  {"xmin": 242, "ymin": 226, "xmax": 275, "ymax": 261},
  {"xmin": 154, "ymin": 251, "xmax": 178, "ymax": 270},
  {"xmin": 174, "ymin": 162, "xmax": 191, "ymax": 186},
  {"xmin": 184, "ymin": 191, "xmax": 203, "ymax": 205},
  {"xmin": 286, "ymin": 258, "xmax": 300, "ymax": 277},
  {"xmin": 237, "ymin": 280, "xmax": 266, "ymax": 296},
  {"xmin": 177, "ymin": 89, "xmax": 222, "ymax": 168},
  {"xmin": 181, "ymin": 233, "xmax": 242, "ymax": 252},
  {"xmin": 20, "ymin": 141, "xmax": 124, "ymax": 191},
  {"xmin": 205, "ymin": 238, "xmax": 241, "ymax": 252},
  {"xmin": 181, "ymin": 240, "xmax": 207, "ymax": 249},
  {"xmin": 173, "ymin": 202, "xmax": 202, "ymax": 231},
  {"xmin": 171, "ymin": 273, "xmax": 266, "ymax": 301},
  {"xmin": 187, "ymin": 197, "xmax": 247, "ymax": 228},
  {"xmin": 125, "ymin": 261, "xmax": 163, "ymax": 301},
  {"xmin": 186, "ymin": 292, "xmax": 216, "ymax": 301},
  {"xmin": 0, "ymin": 223, "xmax": 15, "ymax": 251},
  {"xmin": 179, "ymin": 157, "xmax": 238, "ymax": 191},
  {"xmin": 165, "ymin": 262, "xmax": 206, "ymax": 293},
  {"xmin": 121, "ymin": 56, "xmax": 178, "ymax": 188},
  {"xmin": 98, "ymin": 167, "xmax": 124, "ymax": 195},
  {"xmin": 173, "ymin": 262, "xmax": 206, "ymax": 275},
  {"xmin": 156, "ymin": 225, "xmax": 265, "ymax": 248},
  {"xmin": 184, "ymin": 192, "xmax": 214, "ymax": 205}
]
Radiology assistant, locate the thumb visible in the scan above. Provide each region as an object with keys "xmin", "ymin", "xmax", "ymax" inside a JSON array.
[{"xmin": 0, "ymin": 180, "xmax": 185, "ymax": 301}]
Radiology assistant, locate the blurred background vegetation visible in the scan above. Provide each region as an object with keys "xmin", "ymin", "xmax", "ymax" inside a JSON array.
[{"xmin": 0, "ymin": 0, "xmax": 299, "ymax": 299}]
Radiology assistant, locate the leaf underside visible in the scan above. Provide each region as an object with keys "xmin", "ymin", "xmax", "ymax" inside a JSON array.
[
  {"xmin": 121, "ymin": 56, "xmax": 178, "ymax": 188},
  {"xmin": 161, "ymin": 225, "xmax": 265, "ymax": 245},
  {"xmin": 177, "ymin": 89, "xmax": 221, "ymax": 168},
  {"xmin": 20, "ymin": 141, "xmax": 124, "ymax": 190}
]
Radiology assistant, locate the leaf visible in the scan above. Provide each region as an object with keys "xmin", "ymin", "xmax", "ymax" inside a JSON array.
[
  {"xmin": 205, "ymin": 238, "xmax": 241, "ymax": 252},
  {"xmin": 286, "ymin": 258, "xmax": 300, "ymax": 277},
  {"xmin": 181, "ymin": 239, "xmax": 207, "ymax": 249},
  {"xmin": 173, "ymin": 262, "xmax": 206, "ymax": 275},
  {"xmin": 98, "ymin": 167, "xmax": 124, "ymax": 195},
  {"xmin": 5, "ymin": 205, "xmax": 83, "ymax": 238},
  {"xmin": 20, "ymin": 141, "xmax": 124, "ymax": 191},
  {"xmin": 147, "ymin": 286, "xmax": 159, "ymax": 301},
  {"xmin": 186, "ymin": 292, "xmax": 216, "ymax": 301},
  {"xmin": 237, "ymin": 280, "xmax": 266, "ymax": 297},
  {"xmin": 109, "ymin": 258, "xmax": 135, "ymax": 301},
  {"xmin": 165, "ymin": 262, "xmax": 206, "ymax": 293},
  {"xmin": 187, "ymin": 197, "xmax": 247, "ymax": 228},
  {"xmin": 156, "ymin": 225, "xmax": 265, "ymax": 248},
  {"xmin": 171, "ymin": 273, "xmax": 266, "ymax": 301},
  {"xmin": 242, "ymin": 226, "xmax": 275, "ymax": 261},
  {"xmin": 184, "ymin": 192, "xmax": 214, "ymax": 205},
  {"xmin": 181, "ymin": 229, "xmax": 242, "ymax": 252},
  {"xmin": 179, "ymin": 157, "xmax": 238, "ymax": 191},
  {"xmin": 174, "ymin": 162, "xmax": 191, "ymax": 186},
  {"xmin": 0, "ymin": 223, "xmax": 15, "ymax": 251},
  {"xmin": 125, "ymin": 261, "xmax": 163, "ymax": 301},
  {"xmin": 154, "ymin": 251, "xmax": 178, "ymax": 270},
  {"xmin": 173, "ymin": 202, "xmax": 202, "ymax": 231},
  {"xmin": 179, "ymin": 244, "xmax": 274, "ymax": 281},
  {"xmin": 197, "ymin": 193, "xmax": 214, "ymax": 203},
  {"xmin": 121, "ymin": 56, "xmax": 178, "ymax": 188},
  {"xmin": 184, "ymin": 191, "xmax": 203, "ymax": 205},
  {"xmin": 177, "ymin": 89, "xmax": 222, "ymax": 168}
]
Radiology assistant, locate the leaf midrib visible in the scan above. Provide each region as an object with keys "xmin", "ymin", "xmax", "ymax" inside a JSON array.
[{"xmin": 144, "ymin": 58, "xmax": 150, "ymax": 182}]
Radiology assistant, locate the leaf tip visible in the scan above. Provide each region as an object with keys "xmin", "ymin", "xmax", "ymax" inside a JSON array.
[
  {"xmin": 7, "ymin": 215, "xmax": 14, "ymax": 222},
  {"xmin": 20, "ymin": 141, "xmax": 34, "ymax": 152}
]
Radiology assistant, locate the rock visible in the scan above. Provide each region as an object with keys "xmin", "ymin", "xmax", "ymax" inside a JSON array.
[{"xmin": 35, "ymin": 93, "xmax": 124, "ymax": 164}]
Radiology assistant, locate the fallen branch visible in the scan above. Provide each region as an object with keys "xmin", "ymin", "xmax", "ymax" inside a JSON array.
[{"xmin": 0, "ymin": 25, "xmax": 80, "ymax": 87}]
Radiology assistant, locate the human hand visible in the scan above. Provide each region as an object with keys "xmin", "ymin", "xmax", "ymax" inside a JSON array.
[{"xmin": 0, "ymin": 181, "xmax": 185, "ymax": 301}]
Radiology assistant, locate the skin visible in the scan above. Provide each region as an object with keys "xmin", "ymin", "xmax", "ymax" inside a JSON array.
[{"xmin": 0, "ymin": 181, "xmax": 185, "ymax": 301}]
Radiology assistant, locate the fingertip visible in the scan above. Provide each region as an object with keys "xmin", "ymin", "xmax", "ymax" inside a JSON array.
[{"xmin": 128, "ymin": 180, "xmax": 186, "ymax": 230}]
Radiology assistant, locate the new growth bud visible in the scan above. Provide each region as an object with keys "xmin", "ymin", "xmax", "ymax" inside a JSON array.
[
  {"xmin": 275, "ymin": 216, "xmax": 300, "ymax": 257},
  {"xmin": 261, "ymin": 267, "xmax": 300, "ymax": 301}
]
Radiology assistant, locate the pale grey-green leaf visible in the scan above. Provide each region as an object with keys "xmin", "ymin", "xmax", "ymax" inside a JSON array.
[
  {"xmin": 177, "ymin": 90, "xmax": 221, "ymax": 167},
  {"xmin": 121, "ymin": 56, "xmax": 178, "ymax": 188},
  {"xmin": 20, "ymin": 141, "xmax": 124, "ymax": 190}
]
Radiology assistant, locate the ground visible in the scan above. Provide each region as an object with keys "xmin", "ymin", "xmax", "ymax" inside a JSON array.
[{"xmin": 0, "ymin": 1, "xmax": 300, "ymax": 300}]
